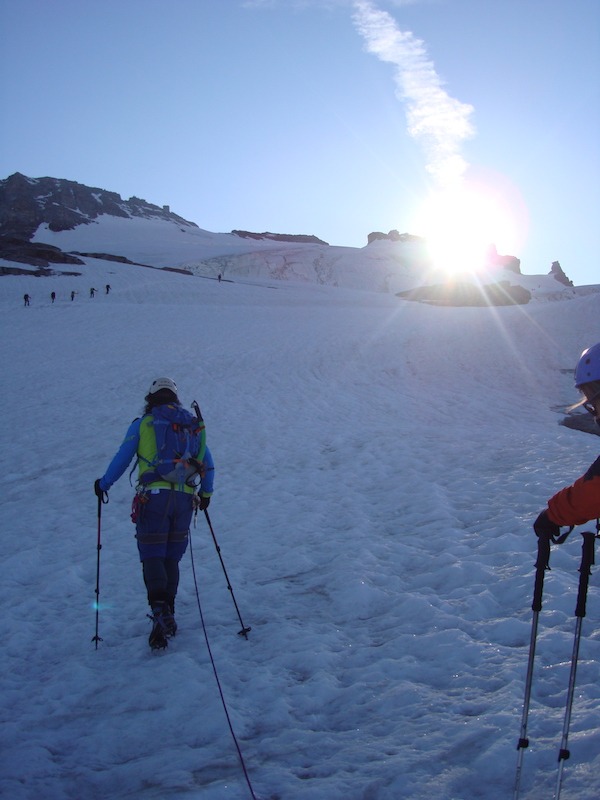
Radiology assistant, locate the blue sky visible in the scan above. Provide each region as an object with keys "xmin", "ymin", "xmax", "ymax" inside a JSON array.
[{"xmin": 1, "ymin": 0, "xmax": 598, "ymax": 285}]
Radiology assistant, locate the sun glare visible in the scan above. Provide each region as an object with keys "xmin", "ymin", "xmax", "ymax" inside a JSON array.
[{"xmin": 410, "ymin": 173, "xmax": 527, "ymax": 277}]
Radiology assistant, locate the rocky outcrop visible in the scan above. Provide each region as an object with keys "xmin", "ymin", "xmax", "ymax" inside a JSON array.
[
  {"xmin": 367, "ymin": 230, "xmax": 423, "ymax": 244},
  {"xmin": 486, "ymin": 244, "xmax": 521, "ymax": 274},
  {"xmin": 366, "ymin": 234, "xmax": 522, "ymax": 276},
  {"xmin": 232, "ymin": 230, "xmax": 328, "ymax": 245},
  {"xmin": 561, "ymin": 412, "xmax": 600, "ymax": 437},
  {"xmin": 0, "ymin": 172, "xmax": 198, "ymax": 240},
  {"xmin": 0, "ymin": 235, "xmax": 84, "ymax": 268},
  {"xmin": 550, "ymin": 260, "xmax": 574, "ymax": 287}
]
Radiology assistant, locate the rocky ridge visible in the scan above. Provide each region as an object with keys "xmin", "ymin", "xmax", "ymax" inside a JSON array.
[{"xmin": 0, "ymin": 172, "xmax": 197, "ymax": 241}]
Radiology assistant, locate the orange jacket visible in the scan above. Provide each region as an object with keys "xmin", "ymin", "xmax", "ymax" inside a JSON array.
[{"xmin": 547, "ymin": 456, "xmax": 600, "ymax": 527}]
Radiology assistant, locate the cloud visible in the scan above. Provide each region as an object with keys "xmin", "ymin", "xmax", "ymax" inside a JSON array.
[{"xmin": 352, "ymin": 0, "xmax": 475, "ymax": 187}]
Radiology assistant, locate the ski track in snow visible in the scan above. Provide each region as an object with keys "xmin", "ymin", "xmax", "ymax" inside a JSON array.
[{"xmin": 1, "ymin": 259, "xmax": 600, "ymax": 800}]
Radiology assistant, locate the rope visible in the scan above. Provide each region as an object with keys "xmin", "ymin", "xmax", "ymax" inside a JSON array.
[{"xmin": 188, "ymin": 532, "xmax": 258, "ymax": 800}]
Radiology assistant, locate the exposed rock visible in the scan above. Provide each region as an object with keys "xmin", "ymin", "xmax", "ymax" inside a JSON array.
[
  {"xmin": 560, "ymin": 413, "xmax": 600, "ymax": 437},
  {"xmin": 486, "ymin": 244, "xmax": 521, "ymax": 274},
  {"xmin": 365, "ymin": 235, "xmax": 522, "ymax": 276},
  {"xmin": 232, "ymin": 230, "xmax": 328, "ymax": 245},
  {"xmin": 0, "ymin": 172, "xmax": 198, "ymax": 240},
  {"xmin": 0, "ymin": 235, "xmax": 85, "ymax": 268},
  {"xmin": 0, "ymin": 265, "xmax": 82, "ymax": 277},
  {"xmin": 162, "ymin": 266, "xmax": 194, "ymax": 276},
  {"xmin": 71, "ymin": 251, "xmax": 152, "ymax": 266},
  {"xmin": 367, "ymin": 230, "xmax": 423, "ymax": 245},
  {"xmin": 550, "ymin": 260, "xmax": 574, "ymax": 287}
]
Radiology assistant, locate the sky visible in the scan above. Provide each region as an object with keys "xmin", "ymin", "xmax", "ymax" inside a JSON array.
[
  {"xmin": 2, "ymin": 236, "xmax": 600, "ymax": 799},
  {"xmin": 1, "ymin": 0, "xmax": 599, "ymax": 286}
]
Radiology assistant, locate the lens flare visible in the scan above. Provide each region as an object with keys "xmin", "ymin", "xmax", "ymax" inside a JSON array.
[
  {"xmin": 92, "ymin": 601, "xmax": 112, "ymax": 611},
  {"xmin": 410, "ymin": 170, "xmax": 529, "ymax": 277}
]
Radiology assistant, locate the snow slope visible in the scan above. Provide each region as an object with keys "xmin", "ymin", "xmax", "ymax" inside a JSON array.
[
  {"xmin": 28, "ymin": 214, "xmax": 582, "ymax": 297},
  {"xmin": 1, "ymin": 251, "xmax": 599, "ymax": 800}
]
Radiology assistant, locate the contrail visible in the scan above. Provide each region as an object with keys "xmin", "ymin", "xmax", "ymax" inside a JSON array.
[{"xmin": 352, "ymin": 0, "xmax": 475, "ymax": 187}]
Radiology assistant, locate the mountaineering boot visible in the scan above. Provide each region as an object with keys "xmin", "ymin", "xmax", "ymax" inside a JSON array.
[
  {"xmin": 148, "ymin": 602, "xmax": 169, "ymax": 650},
  {"xmin": 163, "ymin": 597, "xmax": 177, "ymax": 637}
]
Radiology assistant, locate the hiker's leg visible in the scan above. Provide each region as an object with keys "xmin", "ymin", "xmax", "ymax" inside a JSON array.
[
  {"xmin": 141, "ymin": 558, "xmax": 169, "ymax": 606},
  {"xmin": 136, "ymin": 491, "xmax": 171, "ymax": 607},
  {"xmin": 163, "ymin": 492, "xmax": 193, "ymax": 608},
  {"xmin": 164, "ymin": 558, "xmax": 180, "ymax": 612}
]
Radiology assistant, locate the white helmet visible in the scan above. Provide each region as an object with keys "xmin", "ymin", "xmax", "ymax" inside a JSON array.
[
  {"xmin": 574, "ymin": 343, "xmax": 600, "ymax": 388},
  {"xmin": 148, "ymin": 377, "xmax": 178, "ymax": 396}
]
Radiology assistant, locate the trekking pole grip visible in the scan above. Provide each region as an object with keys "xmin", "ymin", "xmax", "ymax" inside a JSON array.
[
  {"xmin": 532, "ymin": 533, "xmax": 551, "ymax": 612},
  {"xmin": 575, "ymin": 532, "xmax": 595, "ymax": 618}
]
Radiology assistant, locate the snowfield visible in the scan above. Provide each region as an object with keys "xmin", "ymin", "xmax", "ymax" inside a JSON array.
[{"xmin": 1, "ymin": 238, "xmax": 599, "ymax": 800}]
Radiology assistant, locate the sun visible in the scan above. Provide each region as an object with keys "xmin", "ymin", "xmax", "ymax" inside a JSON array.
[{"xmin": 410, "ymin": 172, "xmax": 527, "ymax": 277}]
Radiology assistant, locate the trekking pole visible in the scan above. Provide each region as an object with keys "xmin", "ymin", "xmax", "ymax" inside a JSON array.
[
  {"xmin": 92, "ymin": 488, "xmax": 109, "ymax": 649},
  {"xmin": 204, "ymin": 509, "xmax": 251, "ymax": 639},
  {"xmin": 514, "ymin": 530, "xmax": 553, "ymax": 799},
  {"xmin": 554, "ymin": 530, "xmax": 596, "ymax": 800}
]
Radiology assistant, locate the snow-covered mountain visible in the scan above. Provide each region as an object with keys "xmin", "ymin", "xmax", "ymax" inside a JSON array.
[
  {"xmin": 0, "ymin": 173, "xmax": 585, "ymax": 302},
  {"xmin": 0, "ymin": 172, "xmax": 199, "ymax": 239},
  {"xmin": 1, "ymin": 212, "xmax": 599, "ymax": 799}
]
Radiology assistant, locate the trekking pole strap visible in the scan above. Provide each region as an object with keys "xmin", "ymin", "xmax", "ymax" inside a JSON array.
[
  {"xmin": 553, "ymin": 528, "xmax": 574, "ymax": 545},
  {"xmin": 97, "ymin": 489, "xmax": 109, "ymax": 515},
  {"xmin": 531, "ymin": 526, "xmax": 575, "ymax": 612},
  {"xmin": 96, "ymin": 490, "xmax": 108, "ymax": 549},
  {"xmin": 532, "ymin": 533, "xmax": 552, "ymax": 612}
]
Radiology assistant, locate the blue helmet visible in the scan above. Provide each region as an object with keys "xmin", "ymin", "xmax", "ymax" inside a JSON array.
[{"xmin": 574, "ymin": 344, "xmax": 600, "ymax": 388}]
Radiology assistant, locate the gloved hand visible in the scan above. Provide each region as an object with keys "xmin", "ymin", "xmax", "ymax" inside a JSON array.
[
  {"xmin": 533, "ymin": 508, "xmax": 560, "ymax": 539},
  {"xmin": 198, "ymin": 495, "xmax": 211, "ymax": 511},
  {"xmin": 94, "ymin": 479, "xmax": 106, "ymax": 499}
]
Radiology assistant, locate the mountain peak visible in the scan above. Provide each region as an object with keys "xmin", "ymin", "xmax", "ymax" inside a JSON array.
[{"xmin": 0, "ymin": 173, "xmax": 198, "ymax": 240}]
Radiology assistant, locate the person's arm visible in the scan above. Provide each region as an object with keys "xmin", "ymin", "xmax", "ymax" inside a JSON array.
[
  {"xmin": 547, "ymin": 456, "xmax": 600, "ymax": 527},
  {"xmin": 98, "ymin": 418, "xmax": 142, "ymax": 491}
]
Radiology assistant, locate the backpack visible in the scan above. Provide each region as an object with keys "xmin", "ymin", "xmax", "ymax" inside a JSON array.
[{"xmin": 140, "ymin": 402, "xmax": 206, "ymax": 488}]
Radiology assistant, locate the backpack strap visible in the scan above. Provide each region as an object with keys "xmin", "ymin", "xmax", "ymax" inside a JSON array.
[
  {"xmin": 135, "ymin": 413, "xmax": 162, "ymax": 485},
  {"xmin": 192, "ymin": 400, "xmax": 207, "ymax": 464}
]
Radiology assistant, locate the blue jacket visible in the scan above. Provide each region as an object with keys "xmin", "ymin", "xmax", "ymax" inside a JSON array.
[{"xmin": 99, "ymin": 416, "xmax": 214, "ymax": 496}]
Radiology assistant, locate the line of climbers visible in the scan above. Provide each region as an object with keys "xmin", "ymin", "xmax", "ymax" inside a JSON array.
[{"xmin": 22, "ymin": 285, "xmax": 112, "ymax": 305}]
